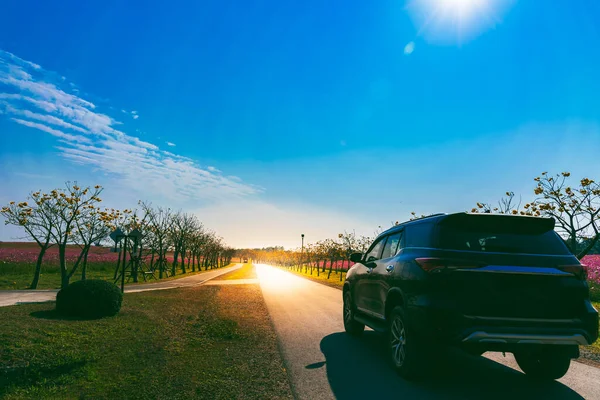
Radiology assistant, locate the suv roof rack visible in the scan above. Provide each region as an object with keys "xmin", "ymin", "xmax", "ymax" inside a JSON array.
[
  {"xmin": 380, "ymin": 213, "xmax": 448, "ymax": 236},
  {"xmin": 409, "ymin": 213, "xmax": 447, "ymax": 222}
]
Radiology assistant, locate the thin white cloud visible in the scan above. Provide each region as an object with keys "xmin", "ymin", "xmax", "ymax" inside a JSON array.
[
  {"xmin": 132, "ymin": 114, "xmax": 139, "ymax": 120},
  {"xmin": 404, "ymin": 41, "xmax": 415, "ymax": 55},
  {"xmin": 1, "ymin": 104, "xmax": 88, "ymax": 134},
  {"xmin": 166, "ymin": 141, "xmax": 176, "ymax": 147},
  {"xmin": 11, "ymin": 118, "xmax": 91, "ymax": 143},
  {"xmin": 0, "ymin": 49, "xmax": 260, "ymax": 201},
  {"xmin": 2, "ymin": 50, "xmax": 41, "ymax": 70}
]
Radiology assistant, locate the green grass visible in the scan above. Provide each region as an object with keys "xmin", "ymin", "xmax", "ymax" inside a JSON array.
[
  {"xmin": 588, "ymin": 287, "xmax": 600, "ymax": 355},
  {"xmin": 126, "ymin": 263, "xmax": 236, "ymax": 286},
  {"xmin": 0, "ymin": 284, "xmax": 292, "ymax": 399},
  {"xmin": 276, "ymin": 265, "xmax": 345, "ymax": 289},
  {"xmin": 0, "ymin": 262, "xmax": 235, "ymax": 290},
  {"xmin": 0, "ymin": 262, "xmax": 115, "ymax": 290},
  {"xmin": 590, "ymin": 301, "xmax": 600, "ymax": 355},
  {"xmin": 215, "ymin": 263, "xmax": 256, "ymax": 280},
  {"xmin": 590, "ymin": 285, "xmax": 600, "ymax": 303}
]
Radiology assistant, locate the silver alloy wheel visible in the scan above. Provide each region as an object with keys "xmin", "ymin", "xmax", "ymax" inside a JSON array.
[
  {"xmin": 391, "ymin": 317, "xmax": 407, "ymax": 366},
  {"xmin": 344, "ymin": 294, "xmax": 352, "ymax": 322}
]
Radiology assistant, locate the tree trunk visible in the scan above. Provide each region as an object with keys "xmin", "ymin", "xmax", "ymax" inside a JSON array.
[
  {"xmin": 81, "ymin": 250, "xmax": 90, "ymax": 280},
  {"xmin": 159, "ymin": 252, "xmax": 164, "ymax": 279},
  {"xmin": 59, "ymin": 244, "xmax": 69, "ymax": 288},
  {"xmin": 171, "ymin": 249, "xmax": 178, "ymax": 276},
  {"xmin": 181, "ymin": 249, "xmax": 186, "ymax": 274},
  {"xmin": 327, "ymin": 258, "xmax": 334, "ymax": 279},
  {"xmin": 30, "ymin": 245, "xmax": 48, "ymax": 289}
]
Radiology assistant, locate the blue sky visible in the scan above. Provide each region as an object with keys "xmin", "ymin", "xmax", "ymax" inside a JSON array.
[{"xmin": 1, "ymin": 0, "xmax": 600, "ymax": 248}]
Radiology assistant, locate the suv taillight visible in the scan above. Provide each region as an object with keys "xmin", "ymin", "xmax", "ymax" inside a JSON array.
[
  {"xmin": 415, "ymin": 258, "xmax": 484, "ymax": 273},
  {"xmin": 558, "ymin": 264, "xmax": 587, "ymax": 280}
]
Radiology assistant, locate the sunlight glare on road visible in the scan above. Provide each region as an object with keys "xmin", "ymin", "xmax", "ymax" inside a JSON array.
[
  {"xmin": 406, "ymin": 0, "xmax": 515, "ymax": 44},
  {"xmin": 255, "ymin": 264, "xmax": 304, "ymax": 293}
]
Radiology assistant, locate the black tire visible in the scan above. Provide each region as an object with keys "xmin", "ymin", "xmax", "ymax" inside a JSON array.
[
  {"xmin": 343, "ymin": 291, "xmax": 364, "ymax": 336},
  {"xmin": 388, "ymin": 306, "xmax": 430, "ymax": 380},
  {"xmin": 514, "ymin": 348, "xmax": 571, "ymax": 380}
]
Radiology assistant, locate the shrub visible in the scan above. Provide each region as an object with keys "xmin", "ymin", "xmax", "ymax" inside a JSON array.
[{"xmin": 56, "ymin": 279, "xmax": 123, "ymax": 318}]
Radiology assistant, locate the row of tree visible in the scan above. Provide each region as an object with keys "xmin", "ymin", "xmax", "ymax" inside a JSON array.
[
  {"xmin": 242, "ymin": 171, "xmax": 600, "ymax": 279},
  {"xmin": 239, "ymin": 231, "xmax": 374, "ymax": 280},
  {"xmin": 1, "ymin": 182, "xmax": 234, "ymax": 289}
]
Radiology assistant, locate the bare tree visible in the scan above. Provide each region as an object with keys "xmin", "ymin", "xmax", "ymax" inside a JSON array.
[
  {"xmin": 49, "ymin": 183, "xmax": 106, "ymax": 288},
  {"xmin": 1, "ymin": 193, "xmax": 56, "ymax": 289},
  {"xmin": 471, "ymin": 192, "xmax": 522, "ymax": 214},
  {"xmin": 530, "ymin": 172, "xmax": 600, "ymax": 258},
  {"xmin": 141, "ymin": 202, "xmax": 174, "ymax": 279}
]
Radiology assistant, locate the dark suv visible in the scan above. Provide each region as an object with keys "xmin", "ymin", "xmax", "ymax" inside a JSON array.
[{"xmin": 343, "ymin": 212, "xmax": 598, "ymax": 380}]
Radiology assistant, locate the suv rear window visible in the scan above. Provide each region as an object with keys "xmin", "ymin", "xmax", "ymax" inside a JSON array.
[
  {"xmin": 437, "ymin": 214, "xmax": 570, "ymax": 255},
  {"xmin": 405, "ymin": 222, "xmax": 434, "ymax": 248}
]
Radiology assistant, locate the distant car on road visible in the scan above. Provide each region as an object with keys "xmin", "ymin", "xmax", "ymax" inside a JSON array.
[
  {"xmin": 343, "ymin": 212, "xmax": 598, "ymax": 381},
  {"xmin": 243, "ymin": 257, "xmax": 248, "ymax": 263}
]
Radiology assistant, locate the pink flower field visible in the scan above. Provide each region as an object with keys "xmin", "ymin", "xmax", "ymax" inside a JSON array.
[
  {"xmin": 582, "ymin": 255, "xmax": 600, "ymax": 285},
  {"xmin": 0, "ymin": 243, "xmax": 180, "ymax": 266},
  {"xmin": 0, "ymin": 246, "xmax": 118, "ymax": 265}
]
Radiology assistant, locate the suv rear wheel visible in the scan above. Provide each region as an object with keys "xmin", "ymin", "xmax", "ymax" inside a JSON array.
[
  {"xmin": 514, "ymin": 348, "xmax": 571, "ymax": 380},
  {"xmin": 388, "ymin": 306, "xmax": 428, "ymax": 380},
  {"xmin": 343, "ymin": 291, "xmax": 364, "ymax": 336}
]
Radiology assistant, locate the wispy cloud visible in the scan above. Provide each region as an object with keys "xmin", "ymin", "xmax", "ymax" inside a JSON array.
[
  {"xmin": 0, "ymin": 49, "xmax": 260, "ymax": 201},
  {"xmin": 11, "ymin": 118, "xmax": 92, "ymax": 143},
  {"xmin": 166, "ymin": 141, "xmax": 176, "ymax": 147},
  {"xmin": 404, "ymin": 41, "xmax": 415, "ymax": 55}
]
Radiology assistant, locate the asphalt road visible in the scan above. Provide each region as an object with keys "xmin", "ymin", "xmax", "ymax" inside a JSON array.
[
  {"xmin": 256, "ymin": 264, "xmax": 600, "ymax": 400},
  {"xmin": 0, "ymin": 264, "xmax": 242, "ymax": 307}
]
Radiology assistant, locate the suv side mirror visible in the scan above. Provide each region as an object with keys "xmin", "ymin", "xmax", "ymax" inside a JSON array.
[{"xmin": 350, "ymin": 252, "xmax": 363, "ymax": 263}]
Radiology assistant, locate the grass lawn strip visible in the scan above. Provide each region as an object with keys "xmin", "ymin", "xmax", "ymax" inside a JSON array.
[
  {"xmin": 0, "ymin": 263, "xmax": 236, "ymax": 291},
  {"xmin": 275, "ymin": 265, "xmax": 344, "ymax": 290},
  {"xmin": 214, "ymin": 263, "xmax": 257, "ymax": 280},
  {"xmin": 0, "ymin": 284, "xmax": 292, "ymax": 399}
]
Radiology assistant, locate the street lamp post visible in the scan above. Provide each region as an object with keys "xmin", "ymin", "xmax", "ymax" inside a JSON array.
[{"xmin": 301, "ymin": 234, "xmax": 305, "ymax": 272}]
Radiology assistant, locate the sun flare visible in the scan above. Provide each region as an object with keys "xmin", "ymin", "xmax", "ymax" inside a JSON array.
[{"xmin": 406, "ymin": 0, "xmax": 515, "ymax": 44}]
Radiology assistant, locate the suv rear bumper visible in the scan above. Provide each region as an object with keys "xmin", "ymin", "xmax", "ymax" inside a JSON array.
[
  {"xmin": 461, "ymin": 331, "xmax": 589, "ymax": 345},
  {"xmin": 406, "ymin": 298, "xmax": 599, "ymax": 349}
]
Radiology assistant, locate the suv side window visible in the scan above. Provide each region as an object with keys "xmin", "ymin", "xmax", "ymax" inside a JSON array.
[
  {"xmin": 381, "ymin": 232, "xmax": 403, "ymax": 259},
  {"xmin": 364, "ymin": 237, "xmax": 386, "ymax": 262}
]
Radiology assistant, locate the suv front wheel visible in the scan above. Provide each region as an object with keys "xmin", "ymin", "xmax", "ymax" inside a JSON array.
[
  {"xmin": 343, "ymin": 291, "xmax": 364, "ymax": 336},
  {"xmin": 514, "ymin": 347, "xmax": 572, "ymax": 380}
]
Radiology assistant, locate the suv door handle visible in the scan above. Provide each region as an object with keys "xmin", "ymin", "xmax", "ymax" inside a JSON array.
[{"xmin": 386, "ymin": 265, "xmax": 394, "ymax": 273}]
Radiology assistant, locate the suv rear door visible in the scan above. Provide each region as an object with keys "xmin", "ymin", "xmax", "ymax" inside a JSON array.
[{"xmin": 428, "ymin": 214, "xmax": 588, "ymax": 319}]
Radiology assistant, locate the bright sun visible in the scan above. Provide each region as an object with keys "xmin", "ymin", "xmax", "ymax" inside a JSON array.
[
  {"xmin": 440, "ymin": 0, "xmax": 486, "ymax": 17},
  {"xmin": 406, "ymin": 0, "xmax": 515, "ymax": 44}
]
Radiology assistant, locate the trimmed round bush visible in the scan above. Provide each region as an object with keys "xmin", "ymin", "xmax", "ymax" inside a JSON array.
[{"xmin": 56, "ymin": 279, "xmax": 123, "ymax": 318}]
